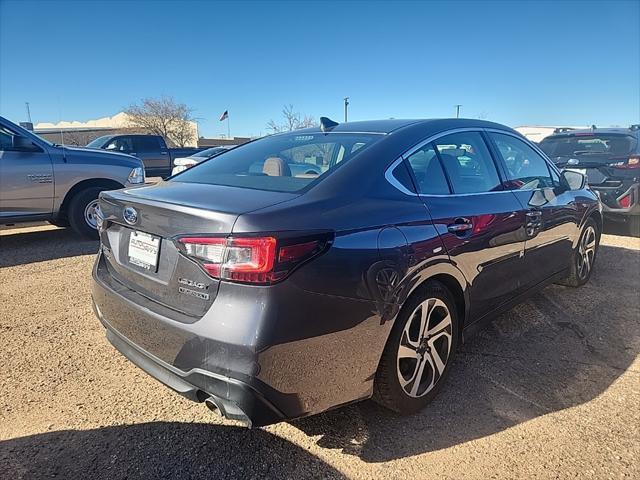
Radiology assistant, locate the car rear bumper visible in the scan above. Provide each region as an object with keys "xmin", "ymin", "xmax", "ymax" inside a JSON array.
[
  {"xmin": 590, "ymin": 183, "xmax": 640, "ymax": 217},
  {"xmin": 94, "ymin": 302, "xmax": 284, "ymax": 427},
  {"xmin": 91, "ymin": 250, "xmax": 387, "ymax": 426}
]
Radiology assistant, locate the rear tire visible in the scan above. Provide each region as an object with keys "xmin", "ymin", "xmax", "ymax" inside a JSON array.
[
  {"xmin": 373, "ymin": 281, "xmax": 459, "ymax": 414},
  {"xmin": 68, "ymin": 187, "xmax": 103, "ymax": 239},
  {"xmin": 559, "ymin": 218, "xmax": 599, "ymax": 287},
  {"xmin": 628, "ymin": 216, "xmax": 640, "ymax": 237}
]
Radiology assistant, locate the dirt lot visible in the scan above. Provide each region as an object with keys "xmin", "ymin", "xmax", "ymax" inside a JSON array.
[{"xmin": 0, "ymin": 223, "xmax": 638, "ymax": 479}]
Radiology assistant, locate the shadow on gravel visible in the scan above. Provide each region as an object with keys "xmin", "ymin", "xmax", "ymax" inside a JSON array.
[
  {"xmin": 0, "ymin": 422, "xmax": 345, "ymax": 480},
  {"xmin": 0, "ymin": 227, "xmax": 98, "ymax": 268},
  {"xmin": 603, "ymin": 219, "xmax": 638, "ymax": 238},
  {"xmin": 292, "ymin": 243, "xmax": 640, "ymax": 462}
]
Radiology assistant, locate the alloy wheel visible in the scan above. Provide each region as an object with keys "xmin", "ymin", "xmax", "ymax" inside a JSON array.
[
  {"xmin": 577, "ymin": 225, "xmax": 597, "ymax": 280},
  {"xmin": 396, "ymin": 298, "xmax": 453, "ymax": 398}
]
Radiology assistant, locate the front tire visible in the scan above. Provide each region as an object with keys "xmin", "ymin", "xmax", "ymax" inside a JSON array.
[
  {"xmin": 68, "ymin": 187, "xmax": 103, "ymax": 239},
  {"xmin": 560, "ymin": 218, "xmax": 599, "ymax": 287},
  {"xmin": 373, "ymin": 281, "xmax": 459, "ymax": 414}
]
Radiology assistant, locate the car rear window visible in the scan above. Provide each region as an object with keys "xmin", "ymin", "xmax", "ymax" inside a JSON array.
[
  {"xmin": 172, "ymin": 132, "xmax": 382, "ymax": 192},
  {"xmin": 539, "ymin": 134, "xmax": 636, "ymax": 158}
]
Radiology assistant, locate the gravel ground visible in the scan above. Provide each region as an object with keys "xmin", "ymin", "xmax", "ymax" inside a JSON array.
[{"xmin": 0, "ymin": 223, "xmax": 638, "ymax": 479}]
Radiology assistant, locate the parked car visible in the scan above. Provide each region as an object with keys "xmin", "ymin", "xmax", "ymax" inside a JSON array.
[
  {"xmin": 0, "ymin": 116, "xmax": 144, "ymax": 238},
  {"xmin": 171, "ymin": 146, "xmax": 233, "ymax": 176},
  {"xmin": 87, "ymin": 134, "xmax": 203, "ymax": 178},
  {"xmin": 539, "ymin": 125, "xmax": 640, "ymax": 236},
  {"xmin": 92, "ymin": 118, "xmax": 601, "ymax": 427}
]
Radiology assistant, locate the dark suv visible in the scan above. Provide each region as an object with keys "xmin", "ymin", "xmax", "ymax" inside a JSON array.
[
  {"xmin": 92, "ymin": 118, "xmax": 601, "ymax": 427},
  {"xmin": 539, "ymin": 125, "xmax": 640, "ymax": 235}
]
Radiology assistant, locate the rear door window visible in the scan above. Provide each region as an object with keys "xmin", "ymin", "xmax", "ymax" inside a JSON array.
[
  {"xmin": 133, "ymin": 136, "xmax": 161, "ymax": 153},
  {"xmin": 490, "ymin": 132, "xmax": 554, "ymax": 190},
  {"xmin": 433, "ymin": 132, "xmax": 501, "ymax": 194},
  {"xmin": 405, "ymin": 145, "xmax": 450, "ymax": 194}
]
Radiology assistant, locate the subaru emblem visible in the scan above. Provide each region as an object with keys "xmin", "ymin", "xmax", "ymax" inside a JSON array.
[
  {"xmin": 567, "ymin": 158, "xmax": 580, "ymax": 166},
  {"xmin": 123, "ymin": 206, "xmax": 138, "ymax": 225}
]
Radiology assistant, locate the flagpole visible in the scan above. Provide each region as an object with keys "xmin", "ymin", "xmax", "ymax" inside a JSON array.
[{"xmin": 227, "ymin": 114, "xmax": 230, "ymax": 139}]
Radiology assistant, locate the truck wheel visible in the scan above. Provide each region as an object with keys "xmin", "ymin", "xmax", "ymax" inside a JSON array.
[
  {"xmin": 68, "ymin": 187, "xmax": 103, "ymax": 239},
  {"xmin": 628, "ymin": 216, "xmax": 640, "ymax": 237}
]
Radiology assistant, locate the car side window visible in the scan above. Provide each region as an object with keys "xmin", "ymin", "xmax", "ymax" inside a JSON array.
[
  {"xmin": 433, "ymin": 132, "xmax": 501, "ymax": 194},
  {"xmin": 133, "ymin": 136, "xmax": 161, "ymax": 153},
  {"xmin": 490, "ymin": 133, "xmax": 554, "ymax": 190},
  {"xmin": 404, "ymin": 145, "xmax": 450, "ymax": 195},
  {"xmin": 105, "ymin": 137, "xmax": 134, "ymax": 152}
]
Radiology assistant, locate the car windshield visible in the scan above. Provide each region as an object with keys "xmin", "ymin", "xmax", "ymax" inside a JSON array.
[
  {"xmin": 173, "ymin": 132, "xmax": 382, "ymax": 192},
  {"xmin": 539, "ymin": 134, "xmax": 636, "ymax": 158},
  {"xmin": 86, "ymin": 135, "xmax": 112, "ymax": 148}
]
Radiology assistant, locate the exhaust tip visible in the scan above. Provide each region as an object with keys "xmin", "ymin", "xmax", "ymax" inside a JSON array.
[
  {"xmin": 204, "ymin": 397, "xmax": 221, "ymax": 415},
  {"xmin": 203, "ymin": 395, "xmax": 252, "ymax": 428}
]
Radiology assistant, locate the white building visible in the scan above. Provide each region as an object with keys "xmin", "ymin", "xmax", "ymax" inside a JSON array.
[{"xmin": 34, "ymin": 112, "xmax": 199, "ymax": 147}]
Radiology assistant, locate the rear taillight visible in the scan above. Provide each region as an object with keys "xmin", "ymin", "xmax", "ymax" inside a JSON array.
[
  {"xmin": 176, "ymin": 235, "xmax": 328, "ymax": 284},
  {"xmin": 609, "ymin": 156, "xmax": 640, "ymax": 169}
]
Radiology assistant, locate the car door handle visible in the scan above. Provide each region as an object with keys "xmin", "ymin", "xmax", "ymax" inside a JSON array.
[
  {"xmin": 526, "ymin": 211, "xmax": 542, "ymax": 218},
  {"xmin": 447, "ymin": 218, "xmax": 473, "ymax": 234}
]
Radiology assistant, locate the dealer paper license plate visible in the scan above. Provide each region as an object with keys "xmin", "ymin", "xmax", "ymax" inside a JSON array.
[{"xmin": 128, "ymin": 231, "xmax": 160, "ymax": 270}]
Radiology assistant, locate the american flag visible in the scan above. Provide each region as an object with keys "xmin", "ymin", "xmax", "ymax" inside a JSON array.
[{"xmin": 219, "ymin": 110, "xmax": 228, "ymax": 121}]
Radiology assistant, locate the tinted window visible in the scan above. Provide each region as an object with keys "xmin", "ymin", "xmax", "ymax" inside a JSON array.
[
  {"xmin": 434, "ymin": 132, "xmax": 501, "ymax": 194},
  {"xmin": 133, "ymin": 136, "xmax": 161, "ymax": 152},
  {"xmin": 405, "ymin": 145, "xmax": 449, "ymax": 194},
  {"xmin": 86, "ymin": 135, "xmax": 112, "ymax": 148},
  {"xmin": 104, "ymin": 136, "xmax": 134, "ymax": 152},
  {"xmin": 174, "ymin": 132, "xmax": 381, "ymax": 193},
  {"xmin": 540, "ymin": 134, "xmax": 636, "ymax": 158},
  {"xmin": 491, "ymin": 133, "xmax": 554, "ymax": 190}
]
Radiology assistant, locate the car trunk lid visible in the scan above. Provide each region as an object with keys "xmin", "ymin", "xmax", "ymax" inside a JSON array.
[{"xmin": 97, "ymin": 181, "xmax": 298, "ymax": 319}]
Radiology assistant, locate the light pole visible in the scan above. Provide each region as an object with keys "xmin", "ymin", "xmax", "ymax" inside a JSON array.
[
  {"xmin": 344, "ymin": 97, "xmax": 349, "ymax": 122},
  {"xmin": 455, "ymin": 104, "xmax": 462, "ymax": 118}
]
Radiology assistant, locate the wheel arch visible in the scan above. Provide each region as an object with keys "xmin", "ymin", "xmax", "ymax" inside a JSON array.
[
  {"xmin": 401, "ymin": 263, "xmax": 470, "ymax": 340},
  {"xmin": 57, "ymin": 178, "xmax": 124, "ymax": 220}
]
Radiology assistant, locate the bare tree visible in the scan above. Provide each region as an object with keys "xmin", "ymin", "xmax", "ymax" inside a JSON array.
[
  {"xmin": 125, "ymin": 96, "xmax": 196, "ymax": 147},
  {"xmin": 266, "ymin": 104, "xmax": 317, "ymax": 133}
]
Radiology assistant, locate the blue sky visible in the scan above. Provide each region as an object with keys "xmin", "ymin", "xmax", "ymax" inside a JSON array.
[{"xmin": 1, "ymin": 0, "xmax": 638, "ymax": 138}]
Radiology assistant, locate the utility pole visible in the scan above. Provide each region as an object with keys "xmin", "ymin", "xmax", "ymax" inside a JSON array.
[
  {"xmin": 344, "ymin": 97, "xmax": 349, "ymax": 122},
  {"xmin": 455, "ymin": 104, "xmax": 462, "ymax": 118},
  {"xmin": 25, "ymin": 102, "xmax": 32, "ymax": 123}
]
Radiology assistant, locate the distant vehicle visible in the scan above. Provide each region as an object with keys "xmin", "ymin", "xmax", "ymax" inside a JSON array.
[
  {"xmin": 0, "ymin": 116, "xmax": 144, "ymax": 238},
  {"xmin": 86, "ymin": 134, "xmax": 203, "ymax": 178},
  {"xmin": 540, "ymin": 125, "xmax": 640, "ymax": 236},
  {"xmin": 171, "ymin": 146, "xmax": 233, "ymax": 175},
  {"xmin": 92, "ymin": 118, "xmax": 601, "ymax": 427}
]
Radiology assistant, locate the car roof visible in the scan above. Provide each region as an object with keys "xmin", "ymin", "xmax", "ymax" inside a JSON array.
[{"xmin": 293, "ymin": 118, "xmax": 515, "ymax": 135}]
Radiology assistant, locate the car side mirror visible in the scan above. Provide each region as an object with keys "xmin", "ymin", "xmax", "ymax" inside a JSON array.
[
  {"xmin": 13, "ymin": 135, "xmax": 41, "ymax": 152},
  {"xmin": 561, "ymin": 169, "xmax": 587, "ymax": 191}
]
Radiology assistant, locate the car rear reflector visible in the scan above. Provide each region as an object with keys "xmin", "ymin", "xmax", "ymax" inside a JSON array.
[{"xmin": 618, "ymin": 191, "xmax": 634, "ymax": 208}]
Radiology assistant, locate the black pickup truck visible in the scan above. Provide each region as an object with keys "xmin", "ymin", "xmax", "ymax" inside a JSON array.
[{"xmin": 86, "ymin": 134, "xmax": 203, "ymax": 178}]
